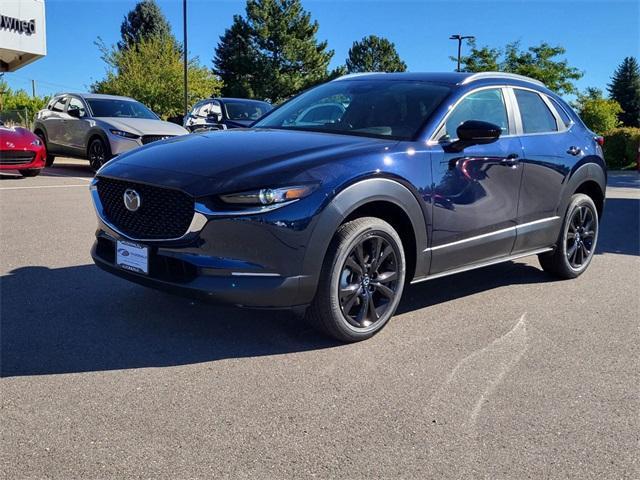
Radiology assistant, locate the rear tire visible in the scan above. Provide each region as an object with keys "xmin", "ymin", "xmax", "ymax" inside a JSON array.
[
  {"xmin": 35, "ymin": 131, "xmax": 55, "ymax": 167},
  {"xmin": 305, "ymin": 217, "xmax": 406, "ymax": 342},
  {"xmin": 538, "ymin": 193, "xmax": 599, "ymax": 279},
  {"xmin": 88, "ymin": 137, "xmax": 111, "ymax": 172},
  {"xmin": 19, "ymin": 169, "xmax": 41, "ymax": 177}
]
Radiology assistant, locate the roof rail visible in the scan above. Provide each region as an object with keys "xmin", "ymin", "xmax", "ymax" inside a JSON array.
[
  {"xmin": 459, "ymin": 72, "xmax": 545, "ymax": 87},
  {"xmin": 333, "ymin": 72, "xmax": 386, "ymax": 81}
]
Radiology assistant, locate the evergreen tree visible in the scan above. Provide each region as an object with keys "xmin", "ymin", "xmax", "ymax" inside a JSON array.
[
  {"xmin": 214, "ymin": 0, "xmax": 334, "ymax": 102},
  {"xmin": 119, "ymin": 0, "xmax": 173, "ymax": 50},
  {"xmin": 345, "ymin": 35, "xmax": 407, "ymax": 73},
  {"xmin": 607, "ymin": 57, "xmax": 640, "ymax": 127},
  {"xmin": 213, "ymin": 15, "xmax": 259, "ymax": 98}
]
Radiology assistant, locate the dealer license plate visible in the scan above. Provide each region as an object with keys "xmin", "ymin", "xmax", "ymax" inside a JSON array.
[{"xmin": 116, "ymin": 240, "xmax": 149, "ymax": 275}]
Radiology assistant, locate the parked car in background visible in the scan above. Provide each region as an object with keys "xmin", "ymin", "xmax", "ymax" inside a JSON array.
[
  {"xmin": 183, "ymin": 98, "xmax": 272, "ymax": 132},
  {"xmin": 34, "ymin": 93, "xmax": 188, "ymax": 171},
  {"xmin": 0, "ymin": 120, "xmax": 47, "ymax": 177},
  {"xmin": 90, "ymin": 72, "xmax": 606, "ymax": 342}
]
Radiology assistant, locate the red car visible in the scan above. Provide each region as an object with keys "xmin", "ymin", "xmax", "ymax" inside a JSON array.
[{"xmin": 0, "ymin": 121, "xmax": 47, "ymax": 177}]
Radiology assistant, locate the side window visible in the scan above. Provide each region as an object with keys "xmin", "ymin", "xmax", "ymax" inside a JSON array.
[
  {"xmin": 515, "ymin": 89, "xmax": 558, "ymax": 134},
  {"xmin": 50, "ymin": 97, "xmax": 67, "ymax": 113},
  {"xmin": 441, "ymin": 88, "xmax": 509, "ymax": 140},
  {"xmin": 67, "ymin": 98, "xmax": 86, "ymax": 117},
  {"xmin": 548, "ymin": 96, "xmax": 572, "ymax": 128}
]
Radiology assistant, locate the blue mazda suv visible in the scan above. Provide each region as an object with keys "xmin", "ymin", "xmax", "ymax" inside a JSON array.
[{"xmin": 91, "ymin": 72, "xmax": 606, "ymax": 342}]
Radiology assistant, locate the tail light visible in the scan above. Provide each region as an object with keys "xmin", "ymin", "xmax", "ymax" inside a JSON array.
[{"xmin": 595, "ymin": 136, "xmax": 604, "ymax": 146}]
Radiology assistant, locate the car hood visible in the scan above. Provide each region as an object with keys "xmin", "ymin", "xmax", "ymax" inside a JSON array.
[
  {"xmin": 100, "ymin": 118, "xmax": 188, "ymax": 137},
  {"xmin": 99, "ymin": 128, "xmax": 398, "ymax": 197},
  {"xmin": 0, "ymin": 126, "xmax": 38, "ymax": 147}
]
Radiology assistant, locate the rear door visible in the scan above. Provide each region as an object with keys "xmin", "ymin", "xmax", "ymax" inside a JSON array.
[
  {"xmin": 429, "ymin": 87, "xmax": 524, "ymax": 274},
  {"xmin": 510, "ymin": 88, "xmax": 578, "ymax": 253}
]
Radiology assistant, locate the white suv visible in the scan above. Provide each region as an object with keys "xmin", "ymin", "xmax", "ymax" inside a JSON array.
[{"xmin": 33, "ymin": 93, "xmax": 188, "ymax": 171}]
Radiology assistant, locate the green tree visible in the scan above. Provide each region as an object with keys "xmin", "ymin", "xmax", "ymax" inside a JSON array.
[
  {"xmin": 607, "ymin": 56, "xmax": 640, "ymax": 127},
  {"xmin": 214, "ymin": 0, "xmax": 334, "ymax": 102},
  {"xmin": 0, "ymin": 79, "xmax": 49, "ymax": 127},
  {"xmin": 573, "ymin": 88, "xmax": 622, "ymax": 134},
  {"xmin": 345, "ymin": 35, "xmax": 407, "ymax": 73},
  {"xmin": 458, "ymin": 41, "xmax": 583, "ymax": 95},
  {"xmin": 119, "ymin": 0, "xmax": 173, "ymax": 50},
  {"xmin": 213, "ymin": 15, "xmax": 259, "ymax": 98},
  {"xmin": 93, "ymin": 36, "xmax": 222, "ymax": 119}
]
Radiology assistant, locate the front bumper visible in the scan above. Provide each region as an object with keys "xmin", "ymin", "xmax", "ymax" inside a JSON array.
[
  {"xmin": 90, "ymin": 179, "xmax": 322, "ymax": 308},
  {"xmin": 91, "ymin": 235, "xmax": 305, "ymax": 308},
  {"xmin": 0, "ymin": 147, "xmax": 46, "ymax": 170}
]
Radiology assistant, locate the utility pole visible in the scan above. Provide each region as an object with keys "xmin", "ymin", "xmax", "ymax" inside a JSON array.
[
  {"xmin": 449, "ymin": 34, "xmax": 475, "ymax": 72},
  {"xmin": 183, "ymin": 0, "xmax": 188, "ymax": 118},
  {"xmin": 31, "ymin": 79, "xmax": 36, "ymax": 97}
]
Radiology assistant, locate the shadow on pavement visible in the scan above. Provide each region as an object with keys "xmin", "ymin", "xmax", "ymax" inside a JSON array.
[
  {"xmin": 597, "ymin": 197, "xmax": 639, "ymax": 256},
  {"xmin": 41, "ymin": 162, "xmax": 95, "ymax": 179}
]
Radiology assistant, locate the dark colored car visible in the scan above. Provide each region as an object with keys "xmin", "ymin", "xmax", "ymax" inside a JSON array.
[
  {"xmin": 0, "ymin": 120, "xmax": 47, "ymax": 177},
  {"xmin": 91, "ymin": 72, "xmax": 606, "ymax": 342},
  {"xmin": 183, "ymin": 97, "xmax": 272, "ymax": 132}
]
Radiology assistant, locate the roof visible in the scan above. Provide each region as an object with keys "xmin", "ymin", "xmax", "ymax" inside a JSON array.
[
  {"xmin": 54, "ymin": 93, "xmax": 136, "ymax": 101},
  {"xmin": 334, "ymin": 71, "xmax": 545, "ymax": 88},
  {"xmin": 211, "ymin": 97, "xmax": 272, "ymax": 104}
]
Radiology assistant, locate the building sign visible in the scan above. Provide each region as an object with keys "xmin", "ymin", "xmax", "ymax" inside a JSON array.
[
  {"xmin": 0, "ymin": 14, "xmax": 37, "ymax": 36},
  {"xmin": 0, "ymin": 0, "xmax": 46, "ymax": 72}
]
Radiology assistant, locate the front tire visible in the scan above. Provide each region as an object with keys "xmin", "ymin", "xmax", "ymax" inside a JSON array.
[
  {"xmin": 305, "ymin": 217, "xmax": 406, "ymax": 342},
  {"xmin": 19, "ymin": 169, "xmax": 41, "ymax": 177},
  {"xmin": 539, "ymin": 193, "xmax": 599, "ymax": 279},
  {"xmin": 88, "ymin": 137, "xmax": 111, "ymax": 172}
]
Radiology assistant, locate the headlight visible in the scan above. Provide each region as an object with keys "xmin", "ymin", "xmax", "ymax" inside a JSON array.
[
  {"xmin": 110, "ymin": 129, "xmax": 139, "ymax": 139},
  {"xmin": 30, "ymin": 139, "xmax": 42, "ymax": 146},
  {"xmin": 219, "ymin": 185, "xmax": 317, "ymax": 206}
]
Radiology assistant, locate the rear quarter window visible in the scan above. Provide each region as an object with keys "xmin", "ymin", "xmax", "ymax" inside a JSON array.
[{"xmin": 547, "ymin": 97, "xmax": 573, "ymax": 128}]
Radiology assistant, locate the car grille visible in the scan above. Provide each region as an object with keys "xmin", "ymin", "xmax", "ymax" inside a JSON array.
[
  {"xmin": 0, "ymin": 150, "xmax": 36, "ymax": 165},
  {"xmin": 96, "ymin": 177, "xmax": 194, "ymax": 239},
  {"xmin": 141, "ymin": 135, "xmax": 174, "ymax": 145}
]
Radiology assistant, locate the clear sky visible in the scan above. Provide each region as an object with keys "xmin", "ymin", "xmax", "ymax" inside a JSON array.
[{"xmin": 4, "ymin": 0, "xmax": 639, "ymax": 100}]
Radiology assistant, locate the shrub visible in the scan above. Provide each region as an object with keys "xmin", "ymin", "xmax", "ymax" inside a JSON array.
[{"xmin": 603, "ymin": 127, "xmax": 640, "ymax": 170}]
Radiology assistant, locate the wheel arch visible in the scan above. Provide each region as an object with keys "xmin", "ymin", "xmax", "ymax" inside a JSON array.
[
  {"xmin": 297, "ymin": 177, "xmax": 429, "ymax": 305},
  {"xmin": 85, "ymin": 128, "xmax": 111, "ymax": 157},
  {"xmin": 561, "ymin": 160, "xmax": 606, "ymax": 219}
]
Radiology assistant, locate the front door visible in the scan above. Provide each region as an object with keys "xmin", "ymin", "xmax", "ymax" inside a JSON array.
[
  {"xmin": 428, "ymin": 87, "xmax": 524, "ymax": 274},
  {"xmin": 65, "ymin": 97, "xmax": 91, "ymax": 154}
]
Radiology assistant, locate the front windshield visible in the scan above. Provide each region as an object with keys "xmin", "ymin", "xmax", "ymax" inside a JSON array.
[
  {"xmin": 254, "ymin": 80, "xmax": 451, "ymax": 140},
  {"xmin": 225, "ymin": 100, "xmax": 272, "ymax": 121},
  {"xmin": 87, "ymin": 99, "xmax": 158, "ymax": 119}
]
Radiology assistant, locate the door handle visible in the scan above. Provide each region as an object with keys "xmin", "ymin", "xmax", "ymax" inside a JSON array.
[
  {"xmin": 567, "ymin": 146, "xmax": 582, "ymax": 156},
  {"xmin": 501, "ymin": 153, "xmax": 520, "ymax": 166}
]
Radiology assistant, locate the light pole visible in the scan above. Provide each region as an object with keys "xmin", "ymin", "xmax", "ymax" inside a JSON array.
[
  {"xmin": 449, "ymin": 34, "xmax": 475, "ymax": 72},
  {"xmin": 183, "ymin": 0, "xmax": 188, "ymax": 118}
]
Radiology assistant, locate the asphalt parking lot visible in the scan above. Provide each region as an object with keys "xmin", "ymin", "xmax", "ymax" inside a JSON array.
[{"xmin": 1, "ymin": 159, "xmax": 638, "ymax": 479}]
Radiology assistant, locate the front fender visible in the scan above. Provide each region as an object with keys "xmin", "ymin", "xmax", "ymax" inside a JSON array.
[{"xmin": 296, "ymin": 177, "xmax": 428, "ymax": 304}]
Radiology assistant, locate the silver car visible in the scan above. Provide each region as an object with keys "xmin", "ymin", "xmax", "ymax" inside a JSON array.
[{"xmin": 33, "ymin": 93, "xmax": 188, "ymax": 171}]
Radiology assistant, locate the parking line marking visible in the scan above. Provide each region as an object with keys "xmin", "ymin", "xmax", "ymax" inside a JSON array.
[
  {"xmin": 0, "ymin": 184, "xmax": 89, "ymax": 191},
  {"xmin": 43, "ymin": 172, "xmax": 93, "ymax": 182}
]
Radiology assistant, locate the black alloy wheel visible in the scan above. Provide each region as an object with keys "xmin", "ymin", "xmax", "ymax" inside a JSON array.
[
  {"xmin": 339, "ymin": 234, "xmax": 400, "ymax": 329},
  {"xmin": 88, "ymin": 138, "xmax": 109, "ymax": 172},
  {"xmin": 566, "ymin": 204, "xmax": 597, "ymax": 269}
]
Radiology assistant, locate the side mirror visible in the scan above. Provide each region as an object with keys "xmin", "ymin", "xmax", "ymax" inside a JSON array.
[
  {"xmin": 67, "ymin": 108, "xmax": 82, "ymax": 119},
  {"xmin": 445, "ymin": 120, "xmax": 502, "ymax": 153},
  {"xmin": 207, "ymin": 112, "xmax": 222, "ymax": 123}
]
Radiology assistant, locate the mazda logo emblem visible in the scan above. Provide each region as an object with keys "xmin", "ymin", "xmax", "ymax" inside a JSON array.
[{"xmin": 123, "ymin": 189, "xmax": 141, "ymax": 212}]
